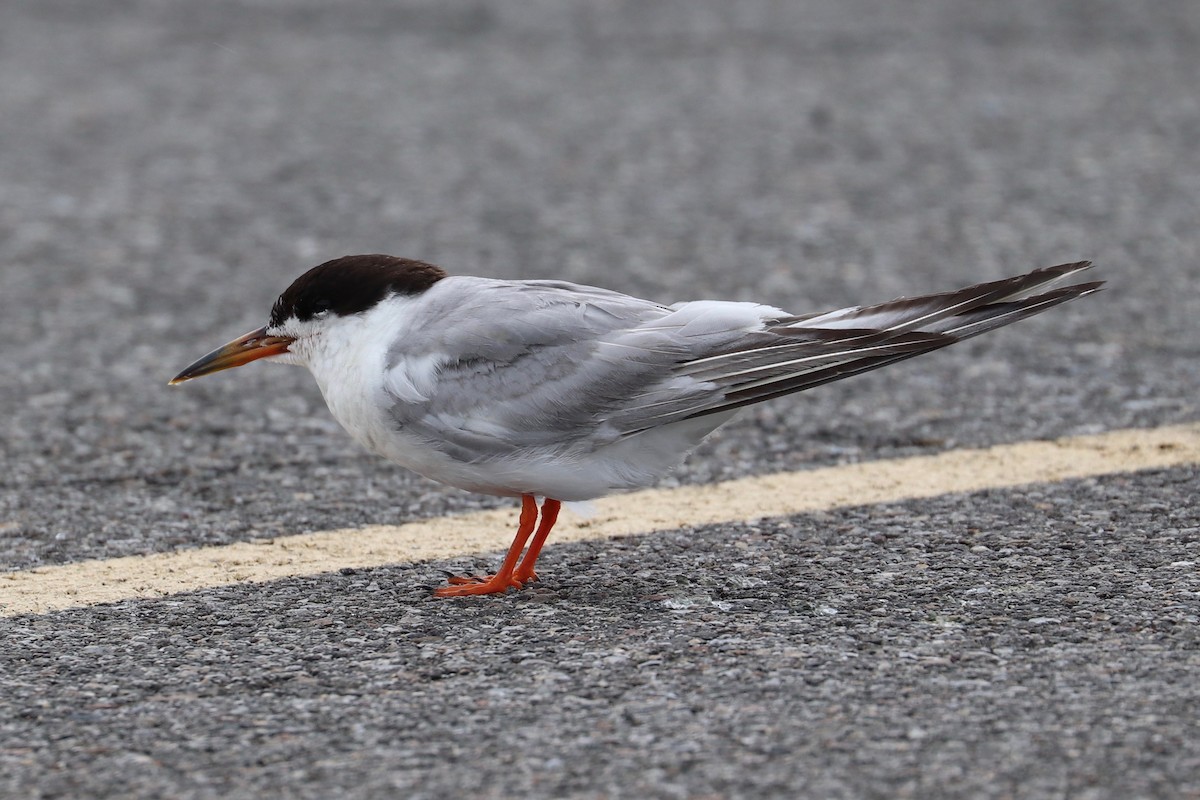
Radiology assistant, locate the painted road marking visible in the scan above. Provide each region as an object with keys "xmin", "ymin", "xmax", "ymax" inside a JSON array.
[{"xmin": 3, "ymin": 423, "xmax": 1198, "ymax": 617}]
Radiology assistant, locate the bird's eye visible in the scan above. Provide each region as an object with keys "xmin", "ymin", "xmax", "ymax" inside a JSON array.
[{"xmin": 311, "ymin": 298, "xmax": 332, "ymax": 316}]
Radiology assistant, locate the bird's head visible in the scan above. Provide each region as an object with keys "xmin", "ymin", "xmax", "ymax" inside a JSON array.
[{"xmin": 169, "ymin": 254, "xmax": 446, "ymax": 385}]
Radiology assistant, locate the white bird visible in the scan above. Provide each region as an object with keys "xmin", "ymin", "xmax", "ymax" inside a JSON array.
[{"xmin": 171, "ymin": 256, "xmax": 1101, "ymax": 596}]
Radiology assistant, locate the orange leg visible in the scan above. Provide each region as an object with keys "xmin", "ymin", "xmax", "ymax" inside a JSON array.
[
  {"xmin": 434, "ymin": 495, "xmax": 539, "ymax": 597},
  {"xmin": 512, "ymin": 498, "xmax": 561, "ymax": 585}
]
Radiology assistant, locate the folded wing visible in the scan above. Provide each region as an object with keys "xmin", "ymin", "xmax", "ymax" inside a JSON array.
[{"xmin": 384, "ymin": 263, "xmax": 1101, "ymax": 462}]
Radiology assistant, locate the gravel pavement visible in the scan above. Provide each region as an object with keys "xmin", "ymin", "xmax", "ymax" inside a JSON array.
[{"xmin": 2, "ymin": 1, "xmax": 1198, "ymax": 797}]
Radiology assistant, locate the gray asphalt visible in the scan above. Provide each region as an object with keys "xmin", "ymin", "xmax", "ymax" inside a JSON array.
[{"xmin": 2, "ymin": 1, "xmax": 1198, "ymax": 797}]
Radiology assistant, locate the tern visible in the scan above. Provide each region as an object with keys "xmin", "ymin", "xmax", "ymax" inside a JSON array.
[{"xmin": 171, "ymin": 255, "xmax": 1101, "ymax": 596}]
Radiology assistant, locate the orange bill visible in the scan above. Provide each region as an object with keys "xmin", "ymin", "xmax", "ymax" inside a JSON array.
[{"xmin": 169, "ymin": 326, "xmax": 294, "ymax": 385}]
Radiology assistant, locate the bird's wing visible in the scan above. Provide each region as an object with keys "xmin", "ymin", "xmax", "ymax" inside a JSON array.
[
  {"xmin": 383, "ymin": 277, "xmax": 805, "ymax": 461},
  {"xmin": 383, "ymin": 264, "xmax": 1101, "ymax": 462}
]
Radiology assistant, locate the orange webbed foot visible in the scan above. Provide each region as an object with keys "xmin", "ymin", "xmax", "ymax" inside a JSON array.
[
  {"xmin": 431, "ymin": 496, "xmax": 562, "ymax": 599},
  {"xmin": 434, "ymin": 574, "xmax": 526, "ymax": 597}
]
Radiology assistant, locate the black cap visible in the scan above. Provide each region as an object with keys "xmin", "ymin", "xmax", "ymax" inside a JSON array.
[{"xmin": 269, "ymin": 254, "xmax": 447, "ymax": 327}]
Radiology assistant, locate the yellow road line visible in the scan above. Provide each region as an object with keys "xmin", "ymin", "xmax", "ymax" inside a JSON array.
[{"xmin": 3, "ymin": 423, "xmax": 1198, "ymax": 617}]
